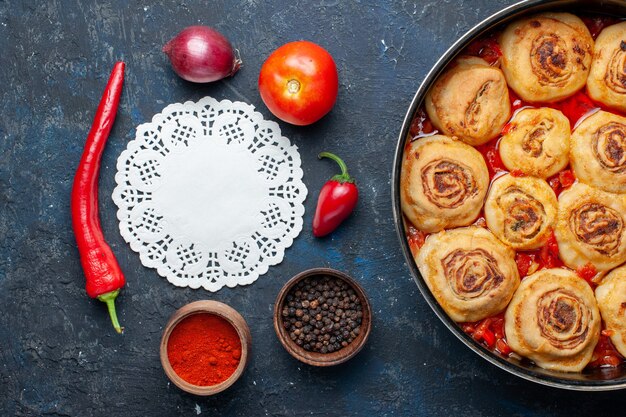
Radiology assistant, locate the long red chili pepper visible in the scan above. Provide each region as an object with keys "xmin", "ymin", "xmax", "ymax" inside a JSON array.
[
  {"xmin": 312, "ymin": 152, "xmax": 359, "ymax": 237},
  {"xmin": 71, "ymin": 62, "xmax": 126, "ymax": 333}
]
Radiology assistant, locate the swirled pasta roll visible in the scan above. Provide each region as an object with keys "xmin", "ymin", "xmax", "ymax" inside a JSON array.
[
  {"xmin": 416, "ymin": 227, "xmax": 520, "ymax": 322},
  {"xmin": 400, "ymin": 135, "xmax": 489, "ymax": 233},
  {"xmin": 570, "ymin": 111, "xmax": 626, "ymax": 194},
  {"xmin": 505, "ymin": 268, "xmax": 601, "ymax": 372},
  {"xmin": 425, "ymin": 57, "xmax": 510, "ymax": 145},
  {"xmin": 484, "ymin": 174, "xmax": 557, "ymax": 250},
  {"xmin": 555, "ymin": 183, "xmax": 626, "ymax": 271},
  {"xmin": 499, "ymin": 108, "xmax": 570, "ymax": 178},
  {"xmin": 587, "ymin": 22, "xmax": 626, "ymax": 113},
  {"xmin": 500, "ymin": 13, "xmax": 594, "ymax": 103},
  {"xmin": 595, "ymin": 264, "xmax": 626, "ymax": 357}
]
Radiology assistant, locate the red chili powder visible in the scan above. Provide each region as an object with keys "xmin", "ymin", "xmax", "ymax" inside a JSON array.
[{"xmin": 167, "ymin": 313, "xmax": 242, "ymax": 386}]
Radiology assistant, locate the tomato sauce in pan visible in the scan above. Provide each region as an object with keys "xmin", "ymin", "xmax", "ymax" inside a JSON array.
[{"xmin": 404, "ymin": 15, "xmax": 626, "ymax": 369}]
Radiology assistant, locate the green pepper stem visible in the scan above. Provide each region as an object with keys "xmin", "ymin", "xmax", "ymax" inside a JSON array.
[
  {"xmin": 318, "ymin": 152, "xmax": 354, "ymax": 183},
  {"xmin": 97, "ymin": 290, "xmax": 123, "ymax": 334}
]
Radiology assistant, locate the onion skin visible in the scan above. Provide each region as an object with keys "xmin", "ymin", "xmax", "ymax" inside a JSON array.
[{"xmin": 163, "ymin": 26, "xmax": 241, "ymax": 83}]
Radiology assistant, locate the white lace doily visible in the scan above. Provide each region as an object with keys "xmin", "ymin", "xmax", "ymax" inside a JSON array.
[{"xmin": 112, "ymin": 97, "xmax": 307, "ymax": 291}]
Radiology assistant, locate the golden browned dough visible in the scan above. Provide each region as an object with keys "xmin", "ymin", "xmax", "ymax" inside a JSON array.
[
  {"xmin": 416, "ymin": 227, "xmax": 520, "ymax": 322},
  {"xmin": 570, "ymin": 110, "xmax": 626, "ymax": 194},
  {"xmin": 499, "ymin": 108, "xmax": 570, "ymax": 178},
  {"xmin": 505, "ymin": 268, "xmax": 601, "ymax": 372},
  {"xmin": 587, "ymin": 22, "xmax": 626, "ymax": 113},
  {"xmin": 555, "ymin": 182, "xmax": 626, "ymax": 271},
  {"xmin": 425, "ymin": 57, "xmax": 510, "ymax": 145},
  {"xmin": 500, "ymin": 13, "xmax": 594, "ymax": 102},
  {"xmin": 595, "ymin": 264, "xmax": 626, "ymax": 357},
  {"xmin": 400, "ymin": 135, "xmax": 489, "ymax": 233},
  {"xmin": 484, "ymin": 174, "xmax": 557, "ymax": 250}
]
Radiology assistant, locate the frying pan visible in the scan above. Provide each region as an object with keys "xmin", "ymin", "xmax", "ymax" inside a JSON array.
[{"xmin": 392, "ymin": 0, "xmax": 626, "ymax": 390}]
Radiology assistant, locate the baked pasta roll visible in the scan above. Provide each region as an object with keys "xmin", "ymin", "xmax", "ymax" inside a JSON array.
[
  {"xmin": 400, "ymin": 135, "xmax": 489, "ymax": 233},
  {"xmin": 425, "ymin": 56, "xmax": 510, "ymax": 145},
  {"xmin": 484, "ymin": 174, "xmax": 557, "ymax": 250},
  {"xmin": 587, "ymin": 22, "xmax": 626, "ymax": 113},
  {"xmin": 500, "ymin": 13, "xmax": 594, "ymax": 103},
  {"xmin": 505, "ymin": 268, "xmax": 601, "ymax": 372},
  {"xmin": 570, "ymin": 110, "xmax": 626, "ymax": 194},
  {"xmin": 499, "ymin": 108, "xmax": 570, "ymax": 178},
  {"xmin": 416, "ymin": 227, "xmax": 520, "ymax": 322},
  {"xmin": 595, "ymin": 264, "xmax": 626, "ymax": 357},
  {"xmin": 555, "ymin": 183, "xmax": 626, "ymax": 271}
]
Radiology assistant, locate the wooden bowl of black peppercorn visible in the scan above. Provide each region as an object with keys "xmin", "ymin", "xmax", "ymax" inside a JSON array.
[{"xmin": 273, "ymin": 268, "xmax": 372, "ymax": 366}]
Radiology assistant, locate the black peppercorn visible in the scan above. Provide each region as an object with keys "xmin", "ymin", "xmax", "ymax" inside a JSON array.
[{"xmin": 281, "ymin": 274, "xmax": 364, "ymax": 354}]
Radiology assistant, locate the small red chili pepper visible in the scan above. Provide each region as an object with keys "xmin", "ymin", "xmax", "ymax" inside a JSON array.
[
  {"xmin": 71, "ymin": 62, "xmax": 126, "ymax": 333},
  {"xmin": 312, "ymin": 152, "xmax": 359, "ymax": 237}
]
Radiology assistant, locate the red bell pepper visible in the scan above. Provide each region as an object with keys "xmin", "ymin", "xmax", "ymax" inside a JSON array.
[{"xmin": 312, "ymin": 152, "xmax": 359, "ymax": 237}]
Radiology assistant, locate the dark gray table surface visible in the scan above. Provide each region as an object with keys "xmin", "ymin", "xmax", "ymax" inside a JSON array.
[{"xmin": 2, "ymin": 0, "xmax": 626, "ymax": 416}]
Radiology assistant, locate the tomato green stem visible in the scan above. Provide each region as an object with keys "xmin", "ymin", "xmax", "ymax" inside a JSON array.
[
  {"xmin": 319, "ymin": 152, "xmax": 354, "ymax": 183},
  {"xmin": 97, "ymin": 290, "xmax": 123, "ymax": 334}
]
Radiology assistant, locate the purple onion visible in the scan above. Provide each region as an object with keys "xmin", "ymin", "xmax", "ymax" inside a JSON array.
[{"xmin": 163, "ymin": 26, "xmax": 241, "ymax": 83}]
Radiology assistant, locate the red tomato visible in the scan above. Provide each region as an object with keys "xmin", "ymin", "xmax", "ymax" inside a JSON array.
[
  {"xmin": 551, "ymin": 90, "xmax": 598, "ymax": 127},
  {"xmin": 475, "ymin": 139, "xmax": 506, "ymax": 180},
  {"xmin": 464, "ymin": 34, "xmax": 502, "ymax": 65},
  {"xmin": 406, "ymin": 223, "xmax": 427, "ymax": 255},
  {"xmin": 496, "ymin": 339, "xmax": 512, "ymax": 356},
  {"xmin": 258, "ymin": 41, "xmax": 338, "ymax": 126},
  {"xmin": 576, "ymin": 262, "xmax": 598, "ymax": 287},
  {"xmin": 538, "ymin": 231, "xmax": 563, "ymax": 269},
  {"xmin": 515, "ymin": 252, "xmax": 534, "ymax": 278},
  {"xmin": 559, "ymin": 170, "xmax": 576, "ymax": 189}
]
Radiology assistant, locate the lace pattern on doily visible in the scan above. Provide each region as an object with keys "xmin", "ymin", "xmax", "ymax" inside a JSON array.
[{"xmin": 112, "ymin": 97, "xmax": 307, "ymax": 291}]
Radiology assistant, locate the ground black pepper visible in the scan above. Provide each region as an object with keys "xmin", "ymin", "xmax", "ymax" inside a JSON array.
[{"xmin": 281, "ymin": 275, "xmax": 363, "ymax": 353}]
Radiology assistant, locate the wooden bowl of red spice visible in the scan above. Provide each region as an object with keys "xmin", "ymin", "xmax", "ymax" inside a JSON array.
[
  {"xmin": 273, "ymin": 268, "xmax": 372, "ymax": 366},
  {"xmin": 160, "ymin": 300, "xmax": 251, "ymax": 396}
]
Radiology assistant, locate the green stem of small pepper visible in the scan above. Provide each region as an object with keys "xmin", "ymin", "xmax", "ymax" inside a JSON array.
[
  {"xmin": 97, "ymin": 289, "xmax": 123, "ymax": 334},
  {"xmin": 318, "ymin": 152, "xmax": 354, "ymax": 183}
]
